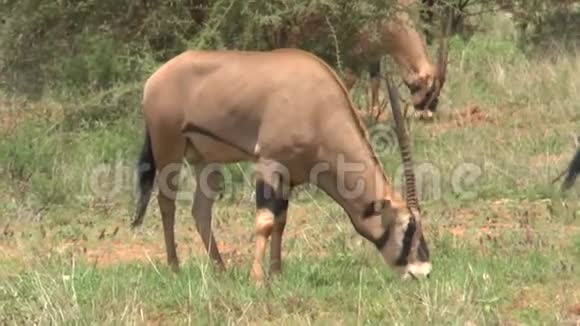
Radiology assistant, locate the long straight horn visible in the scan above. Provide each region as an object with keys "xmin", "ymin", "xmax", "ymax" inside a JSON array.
[{"xmin": 386, "ymin": 75, "xmax": 419, "ymax": 211}]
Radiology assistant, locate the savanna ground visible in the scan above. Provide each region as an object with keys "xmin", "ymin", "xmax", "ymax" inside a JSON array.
[{"xmin": 1, "ymin": 4, "xmax": 580, "ymax": 325}]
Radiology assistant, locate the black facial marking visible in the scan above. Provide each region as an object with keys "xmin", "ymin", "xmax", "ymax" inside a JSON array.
[
  {"xmin": 417, "ymin": 234, "xmax": 430, "ymax": 262},
  {"xmin": 256, "ymin": 180, "xmax": 289, "ymax": 217},
  {"xmin": 363, "ymin": 202, "xmax": 378, "ymax": 219},
  {"xmin": 394, "ymin": 217, "xmax": 417, "ymax": 266}
]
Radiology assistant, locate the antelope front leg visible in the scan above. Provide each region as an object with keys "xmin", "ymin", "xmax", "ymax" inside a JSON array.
[
  {"xmin": 251, "ymin": 204, "xmax": 274, "ymax": 283},
  {"xmin": 250, "ymin": 161, "xmax": 290, "ymax": 284}
]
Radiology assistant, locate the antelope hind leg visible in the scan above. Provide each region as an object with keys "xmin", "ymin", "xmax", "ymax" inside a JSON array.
[
  {"xmin": 156, "ymin": 160, "xmax": 183, "ymax": 273},
  {"xmin": 148, "ymin": 124, "xmax": 186, "ymax": 273},
  {"xmin": 192, "ymin": 162, "xmax": 226, "ymax": 271}
]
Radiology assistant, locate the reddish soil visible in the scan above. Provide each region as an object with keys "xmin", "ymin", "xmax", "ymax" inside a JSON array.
[
  {"xmin": 447, "ymin": 222, "xmax": 516, "ymax": 238},
  {"xmin": 355, "ymin": 104, "xmax": 498, "ymax": 137},
  {"xmin": 0, "ymin": 224, "xmax": 252, "ymax": 268},
  {"xmin": 0, "ymin": 108, "xmax": 24, "ymax": 135},
  {"xmin": 450, "ymin": 105, "xmax": 496, "ymax": 127},
  {"xmin": 57, "ymin": 238, "xmax": 250, "ymax": 268},
  {"xmin": 426, "ymin": 104, "xmax": 497, "ymax": 136}
]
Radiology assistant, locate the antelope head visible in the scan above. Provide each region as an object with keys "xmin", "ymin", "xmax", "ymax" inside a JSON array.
[
  {"xmin": 370, "ymin": 196, "xmax": 431, "ymax": 280},
  {"xmin": 406, "ymin": 5, "xmax": 452, "ymax": 114}
]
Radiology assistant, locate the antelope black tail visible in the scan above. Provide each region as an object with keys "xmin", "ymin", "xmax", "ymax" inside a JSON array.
[{"xmin": 131, "ymin": 127, "xmax": 156, "ymax": 228}]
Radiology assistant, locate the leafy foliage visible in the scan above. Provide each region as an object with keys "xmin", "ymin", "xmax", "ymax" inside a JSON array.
[{"xmin": 0, "ymin": 0, "xmax": 402, "ymax": 96}]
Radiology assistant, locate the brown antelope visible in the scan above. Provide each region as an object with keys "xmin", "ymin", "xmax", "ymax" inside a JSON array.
[
  {"xmin": 131, "ymin": 48, "xmax": 432, "ymax": 283},
  {"xmin": 283, "ymin": 0, "xmax": 452, "ymax": 119}
]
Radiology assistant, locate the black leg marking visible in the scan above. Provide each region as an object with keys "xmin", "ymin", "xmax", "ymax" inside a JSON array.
[
  {"xmin": 256, "ymin": 180, "xmax": 288, "ymax": 217},
  {"xmin": 362, "ymin": 201, "xmax": 380, "ymax": 219}
]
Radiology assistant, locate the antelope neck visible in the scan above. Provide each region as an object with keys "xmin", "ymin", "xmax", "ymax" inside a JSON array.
[
  {"xmin": 381, "ymin": 19, "xmax": 433, "ymax": 82},
  {"xmin": 313, "ymin": 146, "xmax": 397, "ymax": 242}
]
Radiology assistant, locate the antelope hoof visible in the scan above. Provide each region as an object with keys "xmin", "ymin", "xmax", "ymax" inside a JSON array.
[
  {"xmin": 270, "ymin": 264, "xmax": 282, "ymax": 273},
  {"xmin": 251, "ymin": 265, "xmax": 265, "ymax": 285},
  {"xmin": 170, "ymin": 262, "xmax": 180, "ymax": 274},
  {"xmin": 270, "ymin": 266, "xmax": 282, "ymax": 278}
]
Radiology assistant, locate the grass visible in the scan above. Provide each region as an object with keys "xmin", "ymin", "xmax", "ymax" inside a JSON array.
[
  {"xmin": 0, "ymin": 200, "xmax": 578, "ymax": 324},
  {"xmin": 1, "ymin": 13, "xmax": 580, "ymax": 325}
]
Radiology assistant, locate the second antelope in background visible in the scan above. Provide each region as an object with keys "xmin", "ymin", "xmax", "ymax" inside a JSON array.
[
  {"xmin": 282, "ymin": 0, "xmax": 453, "ymax": 119},
  {"xmin": 131, "ymin": 48, "xmax": 431, "ymax": 283}
]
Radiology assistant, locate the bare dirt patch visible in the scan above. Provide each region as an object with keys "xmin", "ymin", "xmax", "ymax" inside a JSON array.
[
  {"xmin": 427, "ymin": 105, "xmax": 497, "ymax": 136},
  {"xmin": 60, "ymin": 235, "xmax": 251, "ymax": 268},
  {"xmin": 435, "ymin": 198, "xmax": 579, "ymax": 246},
  {"xmin": 451, "ymin": 105, "xmax": 496, "ymax": 127},
  {"xmin": 0, "ymin": 220, "xmax": 253, "ymax": 269}
]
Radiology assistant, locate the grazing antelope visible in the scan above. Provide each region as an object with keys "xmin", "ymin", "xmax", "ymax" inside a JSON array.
[
  {"xmin": 362, "ymin": 0, "xmax": 453, "ymax": 119},
  {"xmin": 131, "ymin": 48, "xmax": 431, "ymax": 283},
  {"xmin": 368, "ymin": 0, "xmax": 453, "ymax": 118},
  {"xmin": 285, "ymin": 0, "xmax": 452, "ymax": 119}
]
